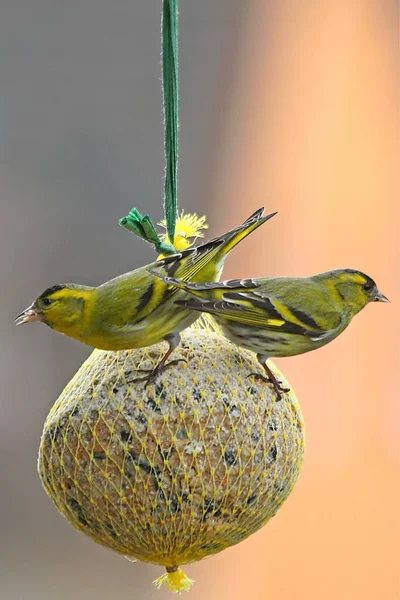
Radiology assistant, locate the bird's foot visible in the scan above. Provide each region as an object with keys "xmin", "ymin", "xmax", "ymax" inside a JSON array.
[
  {"xmin": 247, "ymin": 372, "xmax": 290, "ymax": 401},
  {"xmin": 129, "ymin": 359, "xmax": 188, "ymax": 387}
]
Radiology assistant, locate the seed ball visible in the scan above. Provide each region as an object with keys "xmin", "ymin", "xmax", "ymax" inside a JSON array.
[{"xmin": 38, "ymin": 327, "xmax": 305, "ymax": 589}]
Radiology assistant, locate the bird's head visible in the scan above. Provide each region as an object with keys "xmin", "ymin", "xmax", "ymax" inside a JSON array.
[
  {"xmin": 15, "ymin": 284, "xmax": 92, "ymax": 334},
  {"xmin": 322, "ymin": 269, "xmax": 389, "ymax": 315}
]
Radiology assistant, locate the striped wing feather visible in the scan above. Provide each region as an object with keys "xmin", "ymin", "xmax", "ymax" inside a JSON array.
[{"xmin": 175, "ymin": 290, "xmax": 330, "ymax": 338}]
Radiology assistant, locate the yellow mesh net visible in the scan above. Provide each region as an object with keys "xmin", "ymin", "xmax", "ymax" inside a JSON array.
[{"xmin": 38, "ymin": 326, "xmax": 305, "ymax": 591}]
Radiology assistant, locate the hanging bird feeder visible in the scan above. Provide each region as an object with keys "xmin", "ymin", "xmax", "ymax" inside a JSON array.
[{"xmin": 37, "ymin": 1, "xmax": 305, "ymax": 592}]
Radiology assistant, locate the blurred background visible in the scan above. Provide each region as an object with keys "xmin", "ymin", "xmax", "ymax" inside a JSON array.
[{"xmin": 0, "ymin": 1, "xmax": 398, "ymax": 599}]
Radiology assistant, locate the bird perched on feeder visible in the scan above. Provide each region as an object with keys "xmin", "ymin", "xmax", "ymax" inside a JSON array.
[
  {"xmin": 15, "ymin": 207, "xmax": 276, "ymax": 383},
  {"xmin": 150, "ymin": 269, "xmax": 389, "ymax": 397}
]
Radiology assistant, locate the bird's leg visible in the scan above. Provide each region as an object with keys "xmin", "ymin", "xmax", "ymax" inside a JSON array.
[
  {"xmin": 248, "ymin": 354, "xmax": 290, "ymax": 400},
  {"xmin": 129, "ymin": 333, "xmax": 187, "ymax": 386}
]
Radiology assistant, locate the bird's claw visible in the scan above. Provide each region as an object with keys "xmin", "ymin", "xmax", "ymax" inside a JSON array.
[
  {"xmin": 128, "ymin": 358, "xmax": 187, "ymax": 387},
  {"xmin": 247, "ymin": 372, "xmax": 290, "ymax": 401}
]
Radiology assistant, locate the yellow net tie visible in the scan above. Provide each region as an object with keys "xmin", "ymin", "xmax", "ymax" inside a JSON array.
[{"xmin": 153, "ymin": 566, "xmax": 195, "ymax": 593}]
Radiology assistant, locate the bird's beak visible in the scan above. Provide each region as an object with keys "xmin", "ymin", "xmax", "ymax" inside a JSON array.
[
  {"xmin": 14, "ymin": 304, "xmax": 42, "ymax": 325},
  {"xmin": 371, "ymin": 289, "xmax": 390, "ymax": 303}
]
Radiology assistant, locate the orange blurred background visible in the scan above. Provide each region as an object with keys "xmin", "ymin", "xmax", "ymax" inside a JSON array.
[{"xmin": 195, "ymin": 1, "xmax": 399, "ymax": 599}]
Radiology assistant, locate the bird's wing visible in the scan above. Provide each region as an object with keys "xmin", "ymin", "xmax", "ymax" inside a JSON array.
[
  {"xmin": 175, "ymin": 290, "xmax": 333, "ymax": 338},
  {"xmin": 139, "ymin": 239, "xmax": 227, "ymax": 315},
  {"xmin": 123, "ymin": 208, "xmax": 275, "ymax": 324},
  {"xmin": 124, "ymin": 242, "xmax": 229, "ymax": 325}
]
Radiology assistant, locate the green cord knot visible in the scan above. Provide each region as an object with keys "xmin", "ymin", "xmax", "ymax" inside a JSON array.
[{"xmin": 119, "ymin": 208, "xmax": 176, "ymax": 255}]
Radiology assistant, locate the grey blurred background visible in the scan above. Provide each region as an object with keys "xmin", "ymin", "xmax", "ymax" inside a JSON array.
[{"xmin": 0, "ymin": 2, "xmax": 240, "ymax": 598}]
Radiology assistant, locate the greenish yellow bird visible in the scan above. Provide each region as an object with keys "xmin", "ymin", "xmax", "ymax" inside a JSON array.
[
  {"xmin": 15, "ymin": 208, "xmax": 276, "ymax": 382},
  {"xmin": 151, "ymin": 269, "xmax": 389, "ymax": 397}
]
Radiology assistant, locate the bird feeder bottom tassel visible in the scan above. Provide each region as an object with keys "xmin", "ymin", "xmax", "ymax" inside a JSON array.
[
  {"xmin": 38, "ymin": 326, "xmax": 305, "ymax": 591},
  {"xmin": 153, "ymin": 566, "xmax": 194, "ymax": 593}
]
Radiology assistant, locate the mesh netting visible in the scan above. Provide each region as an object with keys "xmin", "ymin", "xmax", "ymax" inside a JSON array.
[{"xmin": 38, "ymin": 326, "xmax": 305, "ymax": 589}]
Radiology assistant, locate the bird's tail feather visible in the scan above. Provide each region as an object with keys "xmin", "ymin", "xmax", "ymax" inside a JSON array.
[
  {"xmin": 193, "ymin": 207, "xmax": 276, "ymax": 263},
  {"xmin": 153, "ymin": 208, "xmax": 276, "ymax": 283},
  {"xmin": 147, "ymin": 271, "xmax": 258, "ymax": 299}
]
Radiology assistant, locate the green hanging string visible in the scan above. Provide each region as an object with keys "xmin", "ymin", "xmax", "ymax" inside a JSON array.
[
  {"xmin": 162, "ymin": 0, "xmax": 179, "ymax": 245},
  {"xmin": 119, "ymin": 0, "xmax": 179, "ymax": 255}
]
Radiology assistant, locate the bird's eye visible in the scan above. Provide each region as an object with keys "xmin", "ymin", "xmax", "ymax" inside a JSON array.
[
  {"xmin": 363, "ymin": 281, "xmax": 374, "ymax": 292},
  {"xmin": 42, "ymin": 297, "xmax": 53, "ymax": 307}
]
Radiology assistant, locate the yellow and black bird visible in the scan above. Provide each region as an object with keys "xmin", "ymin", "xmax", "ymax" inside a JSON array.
[
  {"xmin": 15, "ymin": 208, "xmax": 276, "ymax": 382},
  {"xmin": 151, "ymin": 269, "xmax": 389, "ymax": 397}
]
